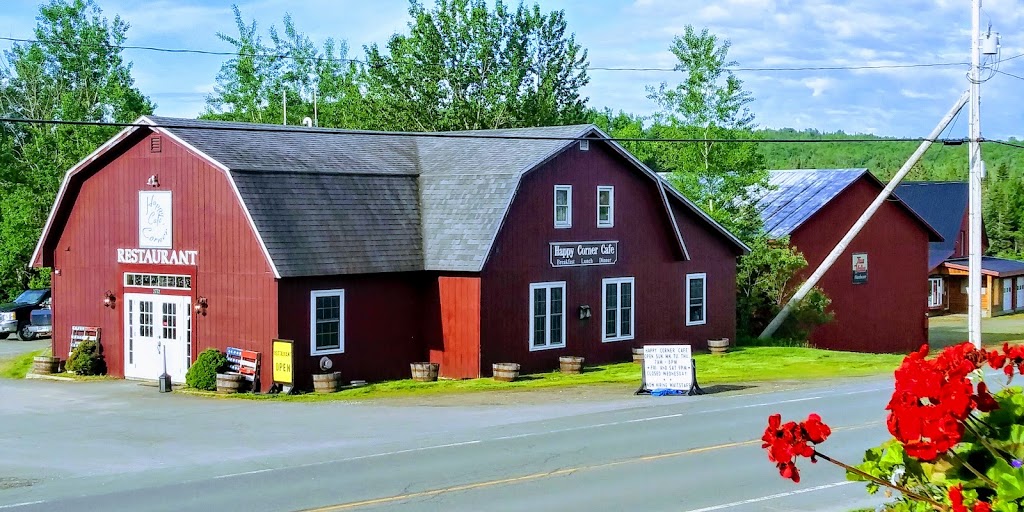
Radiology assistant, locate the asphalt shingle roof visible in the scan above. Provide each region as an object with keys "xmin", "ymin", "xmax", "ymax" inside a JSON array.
[
  {"xmin": 141, "ymin": 116, "xmax": 744, "ymax": 277},
  {"xmin": 895, "ymin": 182, "xmax": 968, "ymax": 270}
]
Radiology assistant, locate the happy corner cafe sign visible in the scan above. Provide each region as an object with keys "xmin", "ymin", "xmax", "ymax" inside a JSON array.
[
  {"xmin": 115, "ymin": 191, "xmax": 199, "ymax": 266},
  {"xmin": 550, "ymin": 241, "xmax": 618, "ymax": 267},
  {"xmin": 636, "ymin": 345, "xmax": 704, "ymax": 396}
]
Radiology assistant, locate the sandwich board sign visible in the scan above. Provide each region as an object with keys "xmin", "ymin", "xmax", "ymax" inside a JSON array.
[
  {"xmin": 270, "ymin": 339, "xmax": 295, "ymax": 394},
  {"xmin": 636, "ymin": 344, "xmax": 704, "ymax": 396}
]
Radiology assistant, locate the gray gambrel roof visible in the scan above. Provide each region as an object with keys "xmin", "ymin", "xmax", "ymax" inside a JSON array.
[{"xmin": 104, "ymin": 116, "xmax": 746, "ymax": 277}]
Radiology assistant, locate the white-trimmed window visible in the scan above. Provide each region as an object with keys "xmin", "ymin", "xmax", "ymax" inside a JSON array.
[
  {"xmin": 597, "ymin": 186, "xmax": 614, "ymax": 228},
  {"xmin": 310, "ymin": 289, "xmax": 344, "ymax": 355},
  {"xmin": 530, "ymin": 282, "xmax": 566, "ymax": 350},
  {"xmin": 554, "ymin": 185, "xmax": 572, "ymax": 228},
  {"xmin": 686, "ymin": 273, "xmax": 707, "ymax": 326},
  {"xmin": 602, "ymin": 277, "xmax": 634, "ymax": 341}
]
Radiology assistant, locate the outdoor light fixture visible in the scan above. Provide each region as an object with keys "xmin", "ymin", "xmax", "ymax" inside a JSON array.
[
  {"xmin": 146, "ymin": 174, "xmax": 159, "ymax": 187},
  {"xmin": 194, "ymin": 296, "xmax": 208, "ymax": 316},
  {"xmin": 578, "ymin": 305, "xmax": 592, "ymax": 320},
  {"xmin": 103, "ymin": 290, "xmax": 116, "ymax": 309}
]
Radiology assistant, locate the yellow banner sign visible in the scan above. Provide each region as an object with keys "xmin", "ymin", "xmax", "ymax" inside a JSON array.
[{"xmin": 272, "ymin": 339, "xmax": 293, "ymax": 385}]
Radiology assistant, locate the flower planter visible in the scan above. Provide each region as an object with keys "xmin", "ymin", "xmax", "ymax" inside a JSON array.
[
  {"xmin": 559, "ymin": 356, "xmax": 584, "ymax": 375},
  {"xmin": 707, "ymin": 338, "xmax": 730, "ymax": 355},
  {"xmin": 313, "ymin": 371, "xmax": 342, "ymax": 393},
  {"xmin": 410, "ymin": 362, "xmax": 439, "ymax": 382},
  {"xmin": 216, "ymin": 373, "xmax": 244, "ymax": 394},
  {"xmin": 631, "ymin": 347, "xmax": 644, "ymax": 364},
  {"xmin": 492, "ymin": 363, "xmax": 521, "ymax": 382}
]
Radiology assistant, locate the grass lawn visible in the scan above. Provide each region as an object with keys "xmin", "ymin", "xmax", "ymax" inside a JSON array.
[
  {"xmin": 0, "ymin": 349, "xmax": 45, "ymax": 379},
  {"xmin": 181, "ymin": 346, "xmax": 906, "ymax": 402},
  {"xmin": 929, "ymin": 313, "xmax": 1024, "ymax": 349}
]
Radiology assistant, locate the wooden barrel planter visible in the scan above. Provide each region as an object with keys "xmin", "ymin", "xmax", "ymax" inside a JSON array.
[
  {"xmin": 410, "ymin": 362, "xmax": 439, "ymax": 382},
  {"xmin": 558, "ymin": 356, "xmax": 584, "ymax": 375},
  {"xmin": 492, "ymin": 363, "xmax": 521, "ymax": 382},
  {"xmin": 631, "ymin": 347, "xmax": 644, "ymax": 364},
  {"xmin": 32, "ymin": 356, "xmax": 59, "ymax": 375},
  {"xmin": 313, "ymin": 372, "xmax": 342, "ymax": 393},
  {"xmin": 707, "ymin": 338, "xmax": 731, "ymax": 355},
  {"xmin": 216, "ymin": 373, "xmax": 244, "ymax": 394}
]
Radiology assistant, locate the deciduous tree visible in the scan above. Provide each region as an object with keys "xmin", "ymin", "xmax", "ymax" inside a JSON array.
[
  {"xmin": 0, "ymin": 0, "xmax": 153, "ymax": 299},
  {"xmin": 363, "ymin": 0, "xmax": 590, "ymax": 131},
  {"xmin": 647, "ymin": 25, "xmax": 766, "ymax": 241}
]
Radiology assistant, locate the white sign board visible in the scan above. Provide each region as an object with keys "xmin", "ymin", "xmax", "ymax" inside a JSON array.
[
  {"xmin": 642, "ymin": 345, "xmax": 693, "ymax": 391},
  {"xmin": 139, "ymin": 191, "xmax": 172, "ymax": 249}
]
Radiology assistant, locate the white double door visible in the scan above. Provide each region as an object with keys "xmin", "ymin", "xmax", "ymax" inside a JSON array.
[{"xmin": 124, "ymin": 293, "xmax": 191, "ymax": 382}]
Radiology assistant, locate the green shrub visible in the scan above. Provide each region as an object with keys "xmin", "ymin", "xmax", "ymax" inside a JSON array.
[
  {"xmin": 186, "ymin": 348, "xmax": 227, "ymax": 390},
  {"xmin": 66, "ymin": 340, "xmax": 106, "ymax": 376}
]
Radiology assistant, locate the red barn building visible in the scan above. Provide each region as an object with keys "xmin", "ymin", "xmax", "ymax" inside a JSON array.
[
  {"xmin": 33, "ymin": 117, "xmax": 747, "ymax": 390},
  {"xmin": 753, "ymin": 169, "xmax": 942, "ymax": 353}
]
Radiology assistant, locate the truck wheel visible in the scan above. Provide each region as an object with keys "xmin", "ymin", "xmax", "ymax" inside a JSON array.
[{"xmin": 17, "ymin": 323, "xmax": 36, "ymax": 341}]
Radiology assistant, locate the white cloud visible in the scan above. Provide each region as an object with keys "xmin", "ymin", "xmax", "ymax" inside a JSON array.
[
  {"xmin": 802, "ymin": 77, "xmax": 835, "ymax": 97},
  {"xmin": 900, "ymin": 89, "xmax": 944, "ymax": 100}
]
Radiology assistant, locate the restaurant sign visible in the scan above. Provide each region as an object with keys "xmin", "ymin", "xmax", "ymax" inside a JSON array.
[{"xmin": 550, "ymin": 241, "xmax": 618, "ymax": 267}]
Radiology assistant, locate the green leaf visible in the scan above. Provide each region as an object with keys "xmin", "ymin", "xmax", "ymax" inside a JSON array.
[{"xmin": 987, "ymin": 458, "xmax": 1024, "ymax": 502}]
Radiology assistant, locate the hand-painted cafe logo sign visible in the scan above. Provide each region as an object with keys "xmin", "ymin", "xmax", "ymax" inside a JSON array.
[
  {"xmin": 140, "ymin": 191, "xmax": 172, "ymax": 248},
  {"xmin": 116, "ymin": 191, "xmax": 198, "ymax": 266},
  {"xmin": 550, "ymin": 241, "xmax": 618, "ymax": 267}
]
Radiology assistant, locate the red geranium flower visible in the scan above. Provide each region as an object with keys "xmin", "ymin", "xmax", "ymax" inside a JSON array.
[
  {"xmin": 949, "ymin": 484, "xmax": 966, "ymax": 512},
  {"xmin": 762, "ymin": 413, "xmax": 832, "ymax": 483},
  {"xmin": 973, "ymin": 381, "xmax": 999, "ymax": 412},
  {"xmin": 777, "ymin": 461, "xmax": 800, "ymax": 483}
]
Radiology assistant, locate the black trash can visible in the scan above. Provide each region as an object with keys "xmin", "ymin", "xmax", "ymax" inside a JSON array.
[{"xmin": 158, "ymin": 372, "xmax": 172, "ymax": 393}]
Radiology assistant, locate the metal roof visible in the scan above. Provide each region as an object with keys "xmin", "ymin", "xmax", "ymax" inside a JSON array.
[
  {"xmin": 944, "ymin": 257, "xmax": 1024, "ymax": 278},
  {"xmin": 754, "ymin": 169, "xmax": 867, "ymax": 238}
]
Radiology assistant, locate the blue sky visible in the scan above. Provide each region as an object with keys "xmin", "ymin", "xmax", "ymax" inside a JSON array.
[{"xmin": 2, "ymin": 0, "xmax": 1024, "ymax": 138}]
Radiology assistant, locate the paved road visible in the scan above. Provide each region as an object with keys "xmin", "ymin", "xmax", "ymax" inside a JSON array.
[
  {"xmin": 0, "ymin": 373, "xmax": 924, "ymax": 512},
  {"xmin": 0, "ymin": 338, "xmax": 49, "ymax": 358}
]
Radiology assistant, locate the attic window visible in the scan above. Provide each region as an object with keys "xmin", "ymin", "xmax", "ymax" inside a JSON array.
[
  {"xmin": 150, "ymin": 137, "xmax": 162, "ymax": 153},
  {"xmin": 579, "ymin": 139, "xmax": 589, "ymax": 151}
]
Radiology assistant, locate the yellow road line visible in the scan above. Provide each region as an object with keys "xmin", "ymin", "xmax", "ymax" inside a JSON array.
[{"xmin": 299, "ymin": 421, "xmax": 881, "ymax": 511}]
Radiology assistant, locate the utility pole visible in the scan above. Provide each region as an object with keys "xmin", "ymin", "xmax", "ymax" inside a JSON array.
[{"xmin": 968, "ymin": 0, "xmax": 983, "ymax": 349}]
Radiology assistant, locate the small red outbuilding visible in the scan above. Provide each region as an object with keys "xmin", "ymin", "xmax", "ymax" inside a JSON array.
[
  {"xmin": 754, "ymin": 169, "xmax": 943, "ymax": 353},
  {"xmin": 34, "ymin": 117, "xmax": 748, "ymax": 390}
]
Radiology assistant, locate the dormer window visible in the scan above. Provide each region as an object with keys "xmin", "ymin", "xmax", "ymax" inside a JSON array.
[{"xmin": 554, "ymin": 185, "xmax": 572, "ymax": 228}]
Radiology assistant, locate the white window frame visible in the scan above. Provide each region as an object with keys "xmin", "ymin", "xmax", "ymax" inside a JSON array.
[
  {"xmin": 685, "ymin": 273, "xmax": 707, "ymax": 326},
  {"xmin": 602, "ymin": 277, "xmax": 635, "ymax": 342},
  {"xmin": 529, "ymin": 281, "xmax": 567, "ymax": 351},
  {"xmin": 928, "ymin": 277, "xmax": 944, "ymax": 308},
  {"xmin": 554, "ymin": 185, "xmax": 572, "ymax": 228},
  {"xmin": 597, "ymin": 186, "xmax": 614, "ymax": 228},
  {"xmin": 310, "ymin": 289, "xmax": 345, "ymax": 356}
]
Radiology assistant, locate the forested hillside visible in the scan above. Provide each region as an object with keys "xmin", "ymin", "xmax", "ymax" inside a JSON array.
[{"xmin": 755, "ymin": 128, "xmax": 1024, "ymax": 258}]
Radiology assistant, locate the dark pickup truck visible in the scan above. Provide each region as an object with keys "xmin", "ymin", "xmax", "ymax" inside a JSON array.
[{"xmin": 0, "ymin": 288, "xmax": 52, "ymax": 341}]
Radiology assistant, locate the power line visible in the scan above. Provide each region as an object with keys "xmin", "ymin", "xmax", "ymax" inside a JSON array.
[
  {"xmin": 993, "ymin": 69, "xmax": 1024, "ymax": 81},
  {"xmin": 0, "ymin": 36, "xmax": 970, "ymax": 74},
  {"xmin": 0, "ymin": 116, "xmax": 963, "ymax": 144},
  {"xmin": 986, "ymin": 140, "xmax": 1024, "ymax": 150}
]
